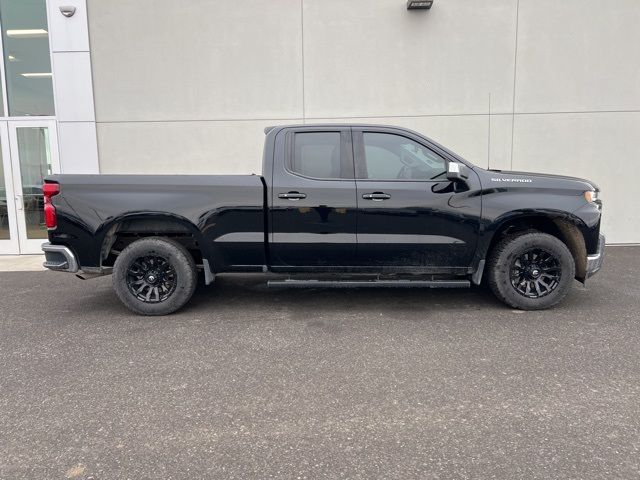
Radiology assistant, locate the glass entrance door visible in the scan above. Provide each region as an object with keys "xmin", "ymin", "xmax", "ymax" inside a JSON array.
[
  {"xmin": 6, "ymin": 120, "xmax": 59, "ymax": 253},
  {"xmin": 0, "ymin": 121, "xmax": 18, "ymax": 253}
]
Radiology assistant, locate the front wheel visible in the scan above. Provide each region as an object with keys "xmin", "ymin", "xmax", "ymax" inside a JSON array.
[
  {"xmin": 112, "ymin": 237, "xmax": 197, "ymax": 315},
  {"xmin": 487, "ymin": 232, "xmax": 575, "ymax": 310}
]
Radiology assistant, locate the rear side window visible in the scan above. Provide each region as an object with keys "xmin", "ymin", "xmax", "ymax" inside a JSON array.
[
  {"xmin": 360, "ymin": 132, "xmax": 447, "ymax": 180},
  {"xmin": 291, "ymin": 132, "xmax": 342, "ymax": 179}
]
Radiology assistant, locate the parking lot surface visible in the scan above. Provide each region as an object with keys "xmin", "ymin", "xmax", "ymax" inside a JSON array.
[{"xmin": 1, "ymin": 246, "xmax": 639, "ymax": 479}]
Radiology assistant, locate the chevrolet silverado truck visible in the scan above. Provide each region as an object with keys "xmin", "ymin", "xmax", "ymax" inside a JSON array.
[{"xmin": 41, "ymin": 124, "xmax": 604, "ymax": 315}]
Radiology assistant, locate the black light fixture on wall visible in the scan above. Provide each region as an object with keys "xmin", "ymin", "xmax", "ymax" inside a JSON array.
[{"xmin": 407, "ymin": 0, "xmax": 433, "ymax": 10}]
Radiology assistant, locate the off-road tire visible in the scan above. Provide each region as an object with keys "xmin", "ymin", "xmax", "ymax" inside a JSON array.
[
  {"xmin": 487, "ymin": 232, "xmax": 575, "ymax": 310},
  {"xmin": 113, "ymin": 237, "xmax": 197, "ymax": 315}
]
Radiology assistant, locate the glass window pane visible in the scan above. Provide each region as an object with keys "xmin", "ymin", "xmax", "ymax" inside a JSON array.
[
  {"xmin": 361, "ymin": 133, "xmax": 446, "ymax": 180},
  {"xmin": 363, "ymin": 144, "xmax": 405, "ymax": 180},
  {"xmin": 0, "ymin": 65, "xmax": 3, "ymax": 114},
  {"xmin": 0, "ymin": 146, "xmax": 9, "ymax": 240},
  {"xmin": 17, "ymin": 127, "xmax": 51, "ymax": 239},
  {"xmin": 0, "ymin": 0, "xmax": 55, "ymax": 116},
  {"xmin": 292, "ymin": 132, "xmax": 342, "ymax": 179}
]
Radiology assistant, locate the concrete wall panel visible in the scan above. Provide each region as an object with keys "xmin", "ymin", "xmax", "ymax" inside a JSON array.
[
  {"xmin": 48, "ymin": 0, "xmax": 99, "ymax": 179},
  {"xmin": 88, "ymin": 0, "xmax": 303, "ymax": 122},
  {"xmin": 515, "ymin": 0, "xmax": 640, "ymax": 113},
  {"xmin": 52, "ymin": 51, "xmax": 95, "ymax": 122},
  {"xmin": 487, "ymin": 114, "xmax": 513, "ymax": 171},
  {"xmin": 512, "ymin": 112, "xmax": 640, "ymax": 243},
  {"xmin": 97, "ymin": 121, "xmax": 275, "ymax": 174},
  {"xmin": 58, "ymin": 122, "xmax": 99, "ymax": 174},
  {"xmin": 303, "ymin": 0, "xmax": 517, "ymax": 118}
]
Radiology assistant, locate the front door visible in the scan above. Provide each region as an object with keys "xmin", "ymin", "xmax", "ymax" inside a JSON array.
[
  {"xmin": 0, "ymin": 120, "xmax": 60, "ymax": 254},
  {"xmin": 353, "ymin": 128, "xmax": 481, "ymax": 271},
  {"xmin": 269, "ymin": 127, "xmax": 358, "ymax": 269}
]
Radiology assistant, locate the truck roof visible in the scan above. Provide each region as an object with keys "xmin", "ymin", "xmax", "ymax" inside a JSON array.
[
  {"xmin": 264, "ymin": 123, "xmax": 406, "ymax": 134},
  {"xmin": 263, "ymin": 123, "xmax": 469, "ymax": 166}
]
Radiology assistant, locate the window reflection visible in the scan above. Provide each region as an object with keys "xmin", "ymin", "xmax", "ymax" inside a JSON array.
[
  {"xmin": 17, "ymin": 127, "xmax": 51, "ymax": 239},
  {"xmin": 0, "ymin": 147, "xmax": 9, "ymax": 240}
]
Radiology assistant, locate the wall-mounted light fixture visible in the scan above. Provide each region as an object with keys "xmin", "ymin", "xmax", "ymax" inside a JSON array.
[
  {"xmin": 407, "ymin": 0, "xmax": 433, "ymax": 10},
  {"xmin": 59, "ymin": 6, "xmax": 76, "ymax": 18}
]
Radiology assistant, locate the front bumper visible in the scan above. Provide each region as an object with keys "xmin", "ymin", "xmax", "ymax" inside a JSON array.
[
  {"xmin": 42, "ymin": 242, "xmax": 79, "ymax": 273},
  {"xmin": 586, "ymin": 234, "xmax": 605, "ymax": 278}
]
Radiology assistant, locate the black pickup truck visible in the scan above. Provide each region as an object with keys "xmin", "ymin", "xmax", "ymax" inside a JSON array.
[{"xmin": 42, "ymin": 124, "xmax": 604, "ymax": 315}]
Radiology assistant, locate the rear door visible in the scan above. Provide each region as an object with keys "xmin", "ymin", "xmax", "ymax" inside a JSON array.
[
  {"xmin": 353, "ymin": 127, "xmax": 481, "ymax": 270},
  {"xmin": 269, "ymin": 127, "xmax": 357, "ymax": 269}
]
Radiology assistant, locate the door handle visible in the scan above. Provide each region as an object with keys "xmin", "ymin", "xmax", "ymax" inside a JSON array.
[
  {"xmin": 362, "ymin": 192, "xmax": 391, "ymax": 201},
  {"xmin": 278, "ymin": 192, "xmax": 307, "ymax": 200},
  {"xmin": 15, "ymin": 194, "xmax": 23, "ymax": 211}
]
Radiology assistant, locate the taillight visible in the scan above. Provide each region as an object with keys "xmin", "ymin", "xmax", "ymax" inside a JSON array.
[{"xmin": 43, "ymin": 182, "xmax": 60, "ymax": 229}]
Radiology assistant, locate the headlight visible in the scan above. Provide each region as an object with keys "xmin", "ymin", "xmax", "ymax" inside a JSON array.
[{"xmin": 584, "ymin": 190, "xmax": 599, "ymax": 203}]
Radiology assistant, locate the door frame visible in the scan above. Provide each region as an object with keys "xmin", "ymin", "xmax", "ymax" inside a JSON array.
[
  {"xmin": 0, "ymin": 121, "xmax": 18, "ymax": 254},
  {"xmin": 351, "ymin": 126, "xmax": 481, "ymax": 271},
  {"xmin": 7, "ymin": 119, "xmax": 60, "ymax": 254},
  {"xmin": 268, "ymin": 126, "xmax": 358, "ymax": 270}
]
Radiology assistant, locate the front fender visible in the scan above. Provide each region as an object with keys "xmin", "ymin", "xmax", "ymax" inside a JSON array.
[{"xmin": 475, "ymin": 209, "xmax": 592, "ymax": 282}]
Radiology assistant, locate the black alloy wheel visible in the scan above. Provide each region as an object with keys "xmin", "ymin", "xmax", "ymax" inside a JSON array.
[
  {"xmin": 113, "ymin": 237, "xmax": 198, "ymax": 315},
  {"xmin": 487, "ymin": 232, "xmax": 575, "ymax": 310},
  {"xmin": 126, "ymin": 254, "xmax": 177, "ymax": 303},
  {"xmin": 510, "ymin": 248, "xmax": 561, "ymax": 299}
]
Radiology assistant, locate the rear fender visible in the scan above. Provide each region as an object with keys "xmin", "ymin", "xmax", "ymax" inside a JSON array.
[{"xmin": 98, "ymin": 213, "xmax": 206, "ymax": 265}]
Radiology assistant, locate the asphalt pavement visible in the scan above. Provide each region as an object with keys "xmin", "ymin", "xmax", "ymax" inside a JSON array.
[{"xmin": 1, "ymin": 247, "xmax": 639, "ymax": 479}]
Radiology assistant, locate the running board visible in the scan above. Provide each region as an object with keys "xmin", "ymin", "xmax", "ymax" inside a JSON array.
[{"xmin": 267, "ymin": 279, "xmax": 470, "ymax": 289}]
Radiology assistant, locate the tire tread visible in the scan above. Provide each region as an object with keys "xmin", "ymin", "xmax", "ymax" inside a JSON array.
[
  {"xmin": 112, "ymin": 237, "xmax": 197, "ymax": 316},
  {"xmin": 487, "ymin": 232, "xmax": 575, "ymax": 310}
]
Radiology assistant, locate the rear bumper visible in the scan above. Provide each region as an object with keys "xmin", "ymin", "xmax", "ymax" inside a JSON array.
[
  {"xmin": 586, "ymin": 234, "xmax": 605, "ymax": 278},
  {"xmin": 41, "ymin": 242, "xmax": 79, "ymax": 273}
]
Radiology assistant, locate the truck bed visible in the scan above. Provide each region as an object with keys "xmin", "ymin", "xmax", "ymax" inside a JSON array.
[{"xmin": 46, "ymin": 174, "xmax": 266, "ymax": 270}]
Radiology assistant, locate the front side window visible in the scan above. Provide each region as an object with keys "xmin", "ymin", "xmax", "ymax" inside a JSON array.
[
  {"xmin": 360, "ymin": 132, "xmax": 446, "ymax": 180},
  {"xmin": 291, "ymin": 132, "xmax": 343, "ymax": 179}
]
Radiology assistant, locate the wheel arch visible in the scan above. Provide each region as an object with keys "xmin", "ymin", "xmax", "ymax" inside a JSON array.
[
  {"xmin": 481, "ymin": 211, "xmax": 588, "ymax": 282},
  {"xmin": 98, "ymin": 213, "xmax": 206, "ymax": 267}
]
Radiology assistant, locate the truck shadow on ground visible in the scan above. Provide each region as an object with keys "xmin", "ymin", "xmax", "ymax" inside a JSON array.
[
  {"xmin": 180, "ymin": 273, "xmax": 592, "ymax": 318},
  {"xmin": 27, "ymin": 270, "xmax": 605, "ymax": 322}
]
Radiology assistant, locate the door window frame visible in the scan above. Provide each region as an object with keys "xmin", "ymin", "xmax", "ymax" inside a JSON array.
[
  {"xmin": 284, "ymin": 127, "xmax": 355, "ymax": 181},
  {"xmin": 352, "ymin": 127, "xmax": 459, "ymax": 182},
  {"xmin": 7, "ymin": 119, "xmax": 60, "ymax": 254},
  {"xmin": 0, "ymin": 121, "xmax": 17, "ymax": 253},
  {"xmin": 269, "ymin": 126, "xmax": 358, "ymax": 269}
]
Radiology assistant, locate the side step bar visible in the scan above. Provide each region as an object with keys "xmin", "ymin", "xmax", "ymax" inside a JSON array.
[{"xmin": 267, "ymin": 279, "xmax": 470, "ymax": 289}]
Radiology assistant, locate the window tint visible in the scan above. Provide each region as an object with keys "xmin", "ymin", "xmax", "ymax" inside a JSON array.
[
  {"xmin": 291, "ymin": 132, "xmax": 343, "ymax": 179},
  {"xmin": 361, "ymin": 132, "xmax": 446, "ymax": 180}
]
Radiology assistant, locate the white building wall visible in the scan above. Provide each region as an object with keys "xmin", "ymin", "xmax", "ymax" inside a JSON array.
[
  {"xmin": 86, "ymin": 0, "xmax": 640, "ymax": 243},
  {"xmin": 48, "ymin": 0, "xmax": 99, "ymax": 174}
]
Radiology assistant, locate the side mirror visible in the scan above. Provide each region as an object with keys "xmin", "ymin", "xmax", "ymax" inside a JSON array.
[{"xmin": 446, "ymin": 161, "xmax": 469, "ymax": 182}]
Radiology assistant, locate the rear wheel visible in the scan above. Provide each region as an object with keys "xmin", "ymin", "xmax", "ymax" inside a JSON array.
[
  {"xmin": 113, "ymin": 237, "xmax": 197, "ymax": 315},
  {"xmin": 487, "ymin": 232, "xmax": 575, "ymax": 310}
]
